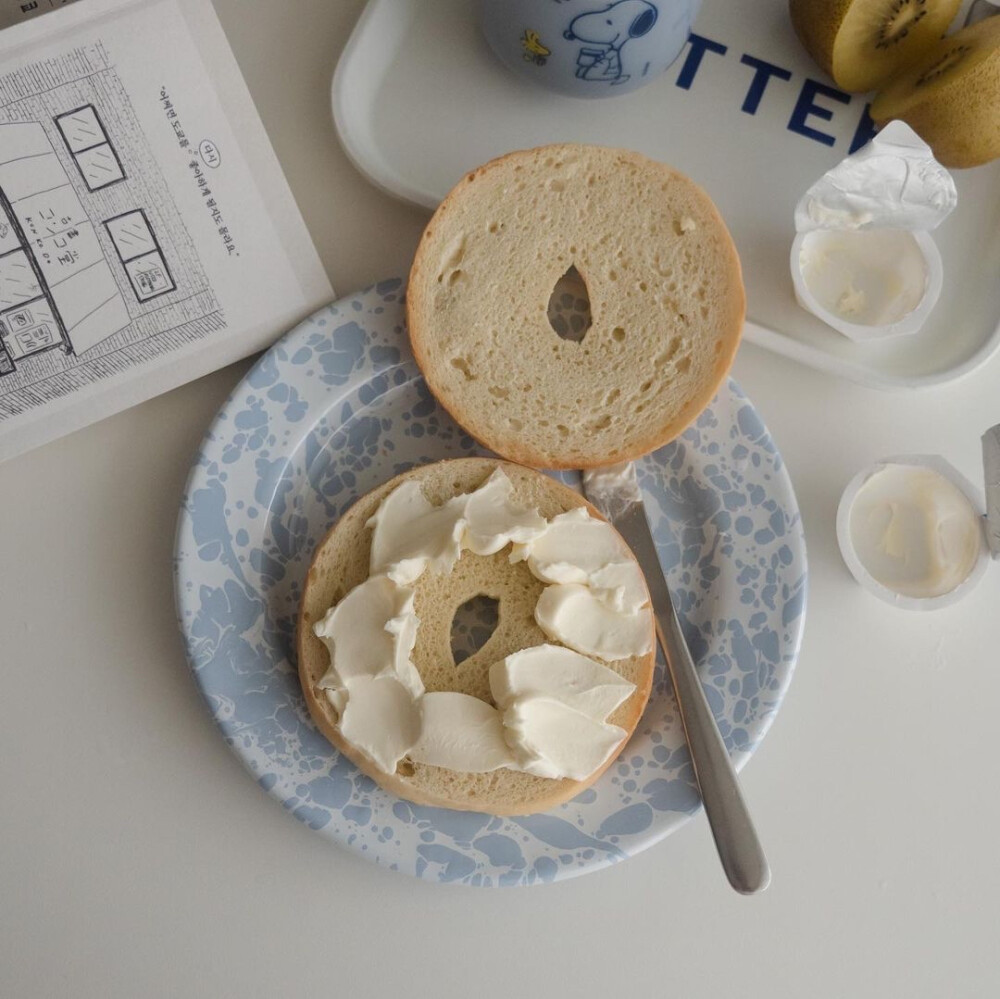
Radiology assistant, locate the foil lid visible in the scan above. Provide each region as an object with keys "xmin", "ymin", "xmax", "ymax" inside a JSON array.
[
  {"xmin": 794, "ymin": 121, "xmax": 958, "ymax": 234},
  {"xmin": 983, "ymin": 423, "xmax": 1000, "ymax": 559}
]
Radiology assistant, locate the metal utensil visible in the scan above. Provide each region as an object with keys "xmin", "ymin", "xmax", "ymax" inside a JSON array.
[
  {"xmin": 982, "ymin": 423, "xmax": 1000, "ymax": 559},
  {"xmin": 582, "ymin": 462, "xmax": 771, "ymax": 895},
  {"xmin": 966, "ymin": 0, "xmax": 1000, "ymax": 27}
]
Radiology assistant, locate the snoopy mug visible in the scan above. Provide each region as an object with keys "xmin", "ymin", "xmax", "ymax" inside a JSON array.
[{"xmin": 478, "ymin": 0, "xmax": 701, "ymax": 98}]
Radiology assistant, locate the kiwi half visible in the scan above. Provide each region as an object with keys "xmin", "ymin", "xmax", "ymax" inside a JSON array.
[
  {"xmin": 789, "ymin": 0, "xmax": 962, "ymax": 92},
  {"xmin": 872, "ymin": 15, "xmax": 1000, "ymax": 167}
]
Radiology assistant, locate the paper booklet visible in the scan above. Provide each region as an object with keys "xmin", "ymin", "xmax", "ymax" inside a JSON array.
[{"xmin": 0, "ymin": 0, "xmax": 333, "ymax": 462}]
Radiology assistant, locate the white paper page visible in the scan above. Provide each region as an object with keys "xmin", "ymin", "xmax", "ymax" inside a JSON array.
[
  {"xmin": 0, "ymin": 0, "xmax": 332, "ymax": 461},
  {"xmin": 0, "ymin": 0, "xmax": 80, "ymax": 31}
]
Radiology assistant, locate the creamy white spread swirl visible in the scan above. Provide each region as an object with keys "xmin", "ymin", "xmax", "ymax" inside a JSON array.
[
  {"xmin": 312, "ymin": 469, "xmax": 653, "ymax": 778},
  {"xmin": 847, "ymin": 463, "xmax": 982, "ymax": 600}
]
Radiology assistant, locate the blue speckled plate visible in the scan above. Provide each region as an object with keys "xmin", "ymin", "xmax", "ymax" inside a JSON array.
[{"xmin": 174, "ymin": 280, "xmax": 807, "ymax": 887}]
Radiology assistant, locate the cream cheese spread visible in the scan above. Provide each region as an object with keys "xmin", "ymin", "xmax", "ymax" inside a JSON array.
[
  {"xmin": 501, "ymin": 698, "xmax": 627, "ymax": 781},
  {"xmin": 491, "ymin": 644, "xmax": 635, "ymax": 780},
  {"xmin": 490, "ymin": 644, "xmax": 635, "ymax": 721},
  {"xmin": 512, "ymin": 507, "xmax": 647, "ymax": 614},
  {"xmin": 313, "ymin": 469, "xmax": 651, "ymax": 780},
  {"xmin": 535, "ymin": 583, "xmax": 654, "ymax": 660},
  {"xmin": 313, "ymin": 575, "xmax": 423, "ymax": 696},
  {"xmin": 463, "ymin": 468, "xmax": 548, "ymax": 555},
  {"xmin": 366, "ymin": 481, "xmax": 466, "ymax": 585},
  {"xmin": 791, "ymin": 121, "xmax": 955, "ymax": 341},
  {"xmin": 798, "ymin": 228, "xmax": 929, "ymax": 327},
  {"xmin": 409, "ymin": 691, "xmax": 515, "ymax": 773},
  {"xmin": 847, "ymin": 463, "xmax": 982, "ymax": 599},
  {"xmin": 338, "ymin": 674, "xmax": 421, "ymax": 774},
  {"xmin": 580, "ymin": 462, "xmax": 643, "ymax": 507}
]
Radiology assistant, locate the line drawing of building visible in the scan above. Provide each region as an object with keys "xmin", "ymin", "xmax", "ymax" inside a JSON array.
[
  {"xmin": 104, "ymin": 208, "xmax": 177, "ymax": 302},
  {"xmin": 0, "ymin": 41, "xmax": 222, "ymax": 417},
  {"xmin": 0, "ymin": 121, "xmax": 131, "ymax": 375},
  {"xmin": 54, "ymin": 104, "xmax": 127, "ymax": 192}
]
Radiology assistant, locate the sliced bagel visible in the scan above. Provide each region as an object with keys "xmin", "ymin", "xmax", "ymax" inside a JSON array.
[
  {"xmin": 297, "ymin": 457, "xmax": 655, "ymax": 815},
  {"xmin": 406, "ymin": 144, "xmax": 745, "ymax": 470}
]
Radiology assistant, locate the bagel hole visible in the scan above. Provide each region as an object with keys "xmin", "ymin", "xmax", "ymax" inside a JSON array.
[
  {"xmin": 547, "ymin": 265, "xmax": 592, "ymax": 344},
  {"xmin": 450, "ymin": 594, "xmax": 500, "ymax": 666}
]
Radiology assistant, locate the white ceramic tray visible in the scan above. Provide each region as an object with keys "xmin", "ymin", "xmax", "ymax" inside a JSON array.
[{"xmin": 333, "ymin": 0, "xmax": 1000, "ymax": 390}]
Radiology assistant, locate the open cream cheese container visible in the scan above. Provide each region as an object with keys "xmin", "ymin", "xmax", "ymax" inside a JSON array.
[
  {"xmin": 837, "ymin": 428, "xmax": 1000, "ymax": 610},
  {"xmin": 791, "ymin": 122, "xmax": 957, "ymax": 343}
]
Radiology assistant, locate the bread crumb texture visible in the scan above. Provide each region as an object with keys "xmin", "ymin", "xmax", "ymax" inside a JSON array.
[{"xmin": 407, "ymin": 145, "xmax": 746, "ymax": 469}]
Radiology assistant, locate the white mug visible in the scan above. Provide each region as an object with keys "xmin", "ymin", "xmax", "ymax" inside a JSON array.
[{"xmin": 478, "ymin": 0, "xmax": 701, "ymax": 98}]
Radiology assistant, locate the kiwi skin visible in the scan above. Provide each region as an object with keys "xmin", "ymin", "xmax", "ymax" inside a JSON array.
[
  {"xmin": 871, "ymin": 16, "xmax": 1000, "ymax": 168},
  {"xmin": 789, "ymin": 0, "xmax": 851, "ymax": 81},
  {"xmin": 789, "ymin": 0, "xmax": 962, "ymax": 93}
]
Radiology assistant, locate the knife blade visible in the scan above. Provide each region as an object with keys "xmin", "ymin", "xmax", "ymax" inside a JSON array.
[
  {"xmin": 982, "ymin": 423, "xmax": 1000, "ymax": 559},
  {"xmin": 582, "ymin": 461, "xmax": 771, "ymax": 894}
]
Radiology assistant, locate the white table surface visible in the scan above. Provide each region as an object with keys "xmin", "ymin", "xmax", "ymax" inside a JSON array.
[{"xmin": 2, "ymin": 2, "xmax": 999, "ymax": 996}]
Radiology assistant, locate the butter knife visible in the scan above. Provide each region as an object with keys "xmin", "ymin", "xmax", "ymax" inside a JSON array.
[
  {"xmin": 982, "ymin": 423, "xmax": 1000, "ymax": 559},
  {"xmin": 582, "ymin": 462, "xmax": 771, "ymax": 894}
]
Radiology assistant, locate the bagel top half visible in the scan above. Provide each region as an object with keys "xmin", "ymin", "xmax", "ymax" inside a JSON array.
[{"xmin": 406, "ymin": 144, "xmax": 745, "ymax": 470}]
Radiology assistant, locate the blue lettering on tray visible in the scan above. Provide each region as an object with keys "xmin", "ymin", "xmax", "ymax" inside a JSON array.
[
  {"xmin": 849, "ymin": 104, "xmax": 879, "ymax": 153},
  {"xmin": 675, "ymin": 33, "xmax": 728, "ymax": 90},
  {"xmin": 673, "ymin": 33, "xmax": 877, "ymax": 152},
  {"xmin": 739, "ymin": 55, "xmax": 792, "ymax": 115},
  {"xmin": 788, "ymin": 78, "xmax": 851, "ymax": 145}
]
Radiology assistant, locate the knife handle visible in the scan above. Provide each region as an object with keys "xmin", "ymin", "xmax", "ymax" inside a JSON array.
[{"xmin": 656, "ymin": 601, "xmax": 771, "ymax": 895}]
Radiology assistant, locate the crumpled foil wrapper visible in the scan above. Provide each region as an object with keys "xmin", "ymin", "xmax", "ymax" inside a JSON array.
[{"xmin": 794, "ymin": 121, "xmax": 957, "ymax": 233}]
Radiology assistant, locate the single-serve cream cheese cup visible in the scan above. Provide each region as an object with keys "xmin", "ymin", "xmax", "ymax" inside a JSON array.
[
  {"xmin": 791, "ymin": 121, "xmax": 957, "ymax": 343},
  {"xmin": 836, "ymin": 454, "xmax": 993, "ymax": 611}
]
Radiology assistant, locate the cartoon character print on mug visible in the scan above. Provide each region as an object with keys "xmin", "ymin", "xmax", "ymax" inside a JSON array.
[{"xmin": 478, "ymin": 0, "xmax": 702, "ymax": 98}]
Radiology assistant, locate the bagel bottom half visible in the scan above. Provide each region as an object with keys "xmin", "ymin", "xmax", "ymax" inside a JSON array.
[{"xmin": 296, "ymin": 458, "xmax": 656, "ymax": 815}]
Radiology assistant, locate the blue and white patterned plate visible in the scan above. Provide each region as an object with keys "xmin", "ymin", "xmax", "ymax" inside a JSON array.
[{"xmin": 174, "ymin": 280, "xmax": 807, "ymax": 887}]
